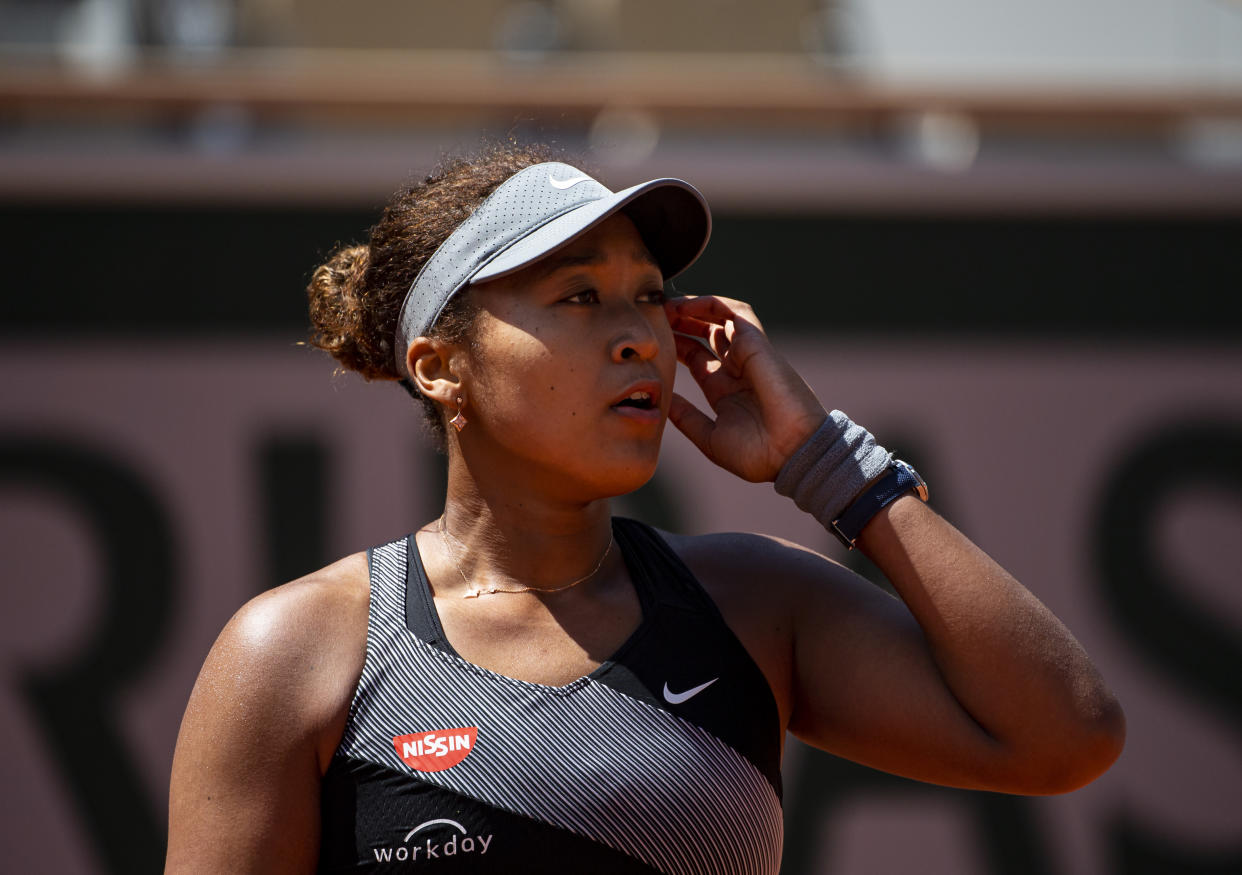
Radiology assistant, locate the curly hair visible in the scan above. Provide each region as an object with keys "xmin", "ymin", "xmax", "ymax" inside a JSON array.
[{"xmin": 307, "ymin": 142, "xmax": 570, "ymax": 444}]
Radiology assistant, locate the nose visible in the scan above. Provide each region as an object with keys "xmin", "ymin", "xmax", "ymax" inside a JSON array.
[{"xmin": 609, "ymin": 305, "xmax": 662, "ymax": 364}]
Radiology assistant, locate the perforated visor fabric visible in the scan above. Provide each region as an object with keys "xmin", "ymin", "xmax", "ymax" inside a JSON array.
[{"xmin": 470, "ymin": 178, "xmax": 709, "ymax": 285}]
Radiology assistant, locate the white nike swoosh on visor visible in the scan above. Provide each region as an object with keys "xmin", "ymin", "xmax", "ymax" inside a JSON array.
[
  {"xmin": 548, "ymin": 173, "xmax": 593, "ymax": 189},
  {"xmin": 662, "ymin": 677, "xmax": 718, "ymax": 705}
]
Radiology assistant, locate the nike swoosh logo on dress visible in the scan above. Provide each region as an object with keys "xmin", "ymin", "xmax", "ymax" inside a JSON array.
[
  {"xmin": 663, "ymin": 677, "xmax": 719, "ymax": 705},
  {"xmin": 548, "ymin": 173, "xmax": 593, "ymax": 189}
]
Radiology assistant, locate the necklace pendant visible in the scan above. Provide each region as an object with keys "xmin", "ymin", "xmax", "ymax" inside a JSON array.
[{"xmin": 465, "ymin": 588, "xmax": 480, "ymax": 599}]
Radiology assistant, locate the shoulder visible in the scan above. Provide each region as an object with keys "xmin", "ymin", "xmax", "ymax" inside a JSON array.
[
  {"xmin": 187, "ymin": 552, "xmax": 371, "ymax": 767},
  {"xmin": 657, "ymin": 528, "xmax": 857, "ymax": 600},
  {"xmin": 654, "ymin": 527, "xmax": 874, "ymax": 643},
  {"xmin": 166, "ymin": 553, "xmax": 372, "ymax": 870},
  {"xmin": 657, "ymin": 527, "xmax": 900, "ymax": 647},
  {"xmin": 652, "ymin": 528, "xmax": 861, "ymax": 730},
  {"xmin": 222, "ymin": 552, "xmax": 370, "ymax": 658}
]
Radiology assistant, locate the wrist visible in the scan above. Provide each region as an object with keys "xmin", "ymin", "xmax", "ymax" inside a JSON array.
[
  {"xmin": 829, "ymin": 459, "xmax": 929, "ymax": 550},
  {"xmin": 773, "ymin": 410, "xmax": 891, "ymax": 528}
]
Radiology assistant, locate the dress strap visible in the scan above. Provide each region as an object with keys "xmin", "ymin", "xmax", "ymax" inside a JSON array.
[
  {"xmin": 610, "ymin": 516, "xmax": 723, "ymax": 616},
  {"xmin": 403, "ymin": 533, "xmax": 457, "ymax": 654}
]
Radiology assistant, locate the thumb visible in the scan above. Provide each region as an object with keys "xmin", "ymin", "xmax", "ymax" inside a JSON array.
[{"xmin": 668, "ymin": 393, "xmax": 718, "ymax": 462}]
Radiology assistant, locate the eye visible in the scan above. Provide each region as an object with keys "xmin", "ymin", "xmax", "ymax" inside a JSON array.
[
  {"xmin": 638, "ymin": 288, "xmax": 666, "ymax": 305},
  {"xmin": 562, "ymin": 288, "xmax": 599, "ymax": 304}
]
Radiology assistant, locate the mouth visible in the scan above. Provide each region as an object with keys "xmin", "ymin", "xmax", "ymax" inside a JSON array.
[{"xmin": 610, "ymin": 382, "xmax": 663, "ymax": 420}]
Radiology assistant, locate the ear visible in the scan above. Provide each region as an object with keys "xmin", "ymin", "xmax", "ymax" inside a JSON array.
[{"xmin": 406, "ymin": 336, "xmax": 465, "ymax": 410}]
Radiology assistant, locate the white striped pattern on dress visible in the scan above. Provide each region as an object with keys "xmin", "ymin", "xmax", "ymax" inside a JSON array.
[{"xmin": 338, "ymin": 538, "xmax": 783, "ymax": 875}]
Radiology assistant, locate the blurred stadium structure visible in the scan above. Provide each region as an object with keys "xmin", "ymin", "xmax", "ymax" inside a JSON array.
[
  {"xmin": 1, "ymin": 0, "xmax": 1241, "ymax": 208},
  {"xmin": 1, "ymin": 2, "xmax": 1240, "ymax": 874}
]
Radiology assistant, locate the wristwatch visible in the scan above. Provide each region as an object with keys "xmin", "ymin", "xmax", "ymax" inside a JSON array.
[{"xmin": 830, "ymin": 459, "xmax": 929, "ymax": 550}]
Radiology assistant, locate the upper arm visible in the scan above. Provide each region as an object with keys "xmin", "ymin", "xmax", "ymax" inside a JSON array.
[
  {"xmin": 777, "ymin": 546, "xmax": 1008, "ymax": 788},
  {"xmin": 679, "ymin": 532, "xmax": 1007, "ymax": 790},
  {"xmin": 165, "ymin": 557, "xmax": 368, "ymax": 874}
]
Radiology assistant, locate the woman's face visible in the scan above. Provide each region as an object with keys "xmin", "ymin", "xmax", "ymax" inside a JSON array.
[{"xmin": 456, "ymin": 213, "xmax": 677, "ymax": 501}]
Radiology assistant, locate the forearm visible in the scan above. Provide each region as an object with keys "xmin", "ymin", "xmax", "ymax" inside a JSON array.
[
  {"xmin": 663, "ymin": 296, "xmax": 1125, "ymax": 789},
  {"xmin": 855, "ymin": 494, "xmax": 1126, "ymax": 789}
]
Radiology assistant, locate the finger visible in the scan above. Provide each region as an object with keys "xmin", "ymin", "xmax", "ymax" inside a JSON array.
[
  {"xmin": 666, "ymin": 312, "xmax": 715, "ymax": 340},
  {"xmin": 707, "ymin": 323, "xmax": 742, "ymax": 376},
  {"xmin": 664, "ymin": 300, "xmax": 720, "ymax": 339},
  {"xmin": 674, "ymin": 336, "xmax": 745, "ymax": 411},
  {"xmin": 670, "ymin": 306, "xmax": 737, "ymax": 370},
  {"xmin": 674, "ymin": 334, "xmax": 726, "ymax": 381},
  {"xmin": 668, "ymin": 393, "xmax": 718, "ymax": 463},
  {"xmin": 673, "ymin": 297, "xmax": 766, "ymax": 375},
  {"xmin": 675, "ymin": 313, "xmax": 742, "ymax": 379},
  {"xmin": 668, "ymin": 294, "xmax": 763, "ymax": 332},
  {"xmin": 666, "ymin": 296, "xmax": 734, "ymax": 331}
]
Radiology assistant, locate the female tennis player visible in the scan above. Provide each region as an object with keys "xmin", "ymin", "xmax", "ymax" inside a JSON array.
[{"xmin": 166, "ymin": 144, "xmax": 1124, "ymax": 874}]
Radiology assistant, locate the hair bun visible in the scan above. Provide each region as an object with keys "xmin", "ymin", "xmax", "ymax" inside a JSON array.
[
  {"xmin": 325, "ymin": 244, "xmax": 370, "ymax": 290},
  {"xmin": 308, "ymin": 244, "xmax": 396, "ymax": 379},
  {"xmin": 303, "ymin": 143, "xmax": 569, "ymax": 442}
]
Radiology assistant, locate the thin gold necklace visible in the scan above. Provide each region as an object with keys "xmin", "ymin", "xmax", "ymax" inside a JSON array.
[{"xmin": 437, "ymin": 516, "xmax": 615, "ymax": 599}]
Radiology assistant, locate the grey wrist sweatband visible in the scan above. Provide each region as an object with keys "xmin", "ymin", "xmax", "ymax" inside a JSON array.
[{"xmin": 774, "ymin": 410, "xmax": 892, "ymax": 527}]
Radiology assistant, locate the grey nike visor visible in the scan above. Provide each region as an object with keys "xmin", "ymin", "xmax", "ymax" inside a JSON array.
[{"xmin": 394, "ymin": 161, "xmax": 711, "ymax": 379}]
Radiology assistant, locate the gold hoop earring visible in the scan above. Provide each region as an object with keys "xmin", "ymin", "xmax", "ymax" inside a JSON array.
[{"xmin": 449, "ymin": 396, "xmax": 467, "ymax": 432}]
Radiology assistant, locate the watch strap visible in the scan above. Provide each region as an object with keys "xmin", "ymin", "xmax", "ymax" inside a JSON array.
[{"xmin": 830, "ymin": 460, "xmax": 927, "ymax": 549}]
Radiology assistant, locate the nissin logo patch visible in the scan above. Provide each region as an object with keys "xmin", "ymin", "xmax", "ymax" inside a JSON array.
[{"xmin": 393, "ymin": 727, "xmax": 478, "ymax": 772}]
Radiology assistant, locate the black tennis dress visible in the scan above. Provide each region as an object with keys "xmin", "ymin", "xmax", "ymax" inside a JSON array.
[{"xmin": 318, "ymin": 517, "xmax": 784, "ymax": 874}]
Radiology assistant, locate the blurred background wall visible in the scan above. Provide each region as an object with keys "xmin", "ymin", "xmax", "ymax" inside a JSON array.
[{"xmin": 2, "ymin": 1, "xmax": 1240, "ymax": 873}]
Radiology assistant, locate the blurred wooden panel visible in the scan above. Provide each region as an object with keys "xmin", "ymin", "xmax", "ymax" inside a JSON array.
[{"xmin": 282, "ymin": 0, "xmax": 812, "ymax": 52}]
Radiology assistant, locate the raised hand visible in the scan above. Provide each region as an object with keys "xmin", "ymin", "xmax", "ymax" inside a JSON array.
[{"xmin": 664, "ymin": 294, "xmax": 828, "ymax": 482}]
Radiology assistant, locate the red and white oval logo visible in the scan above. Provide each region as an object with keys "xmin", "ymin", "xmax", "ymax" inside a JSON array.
[{"xmin": 393, "ymin": 727, "xmax": 478, "ymax": 772}]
